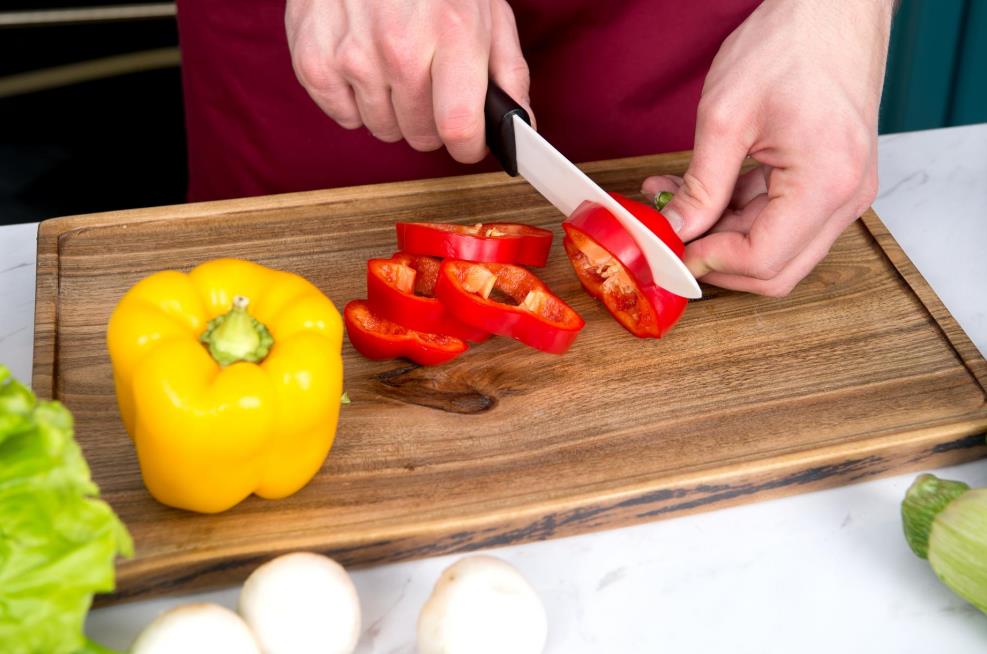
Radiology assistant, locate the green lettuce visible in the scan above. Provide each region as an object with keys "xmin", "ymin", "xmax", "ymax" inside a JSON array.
[{"xmin": 0, "ymin": 365, "xmax": 132, "ymax": 654}]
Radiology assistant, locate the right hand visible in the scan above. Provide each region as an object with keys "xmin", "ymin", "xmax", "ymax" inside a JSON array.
[{"xmin": 285, "ymin": 0, "xmax": 532, "ymax": 164}]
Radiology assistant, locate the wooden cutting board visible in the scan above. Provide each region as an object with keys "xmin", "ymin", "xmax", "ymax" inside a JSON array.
[{"xmin": 33, "ymin": 151, "xmax": 987, "ymax": 604}]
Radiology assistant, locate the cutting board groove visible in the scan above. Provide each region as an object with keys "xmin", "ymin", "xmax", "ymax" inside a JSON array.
[{"xmin": 32, "ymin": 151, "xmax": 987, "ymax": 604}]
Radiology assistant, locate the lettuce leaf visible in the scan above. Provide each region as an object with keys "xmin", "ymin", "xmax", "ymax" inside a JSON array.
[{"xmin": 0, "ymin": 366, "xmax": 132, "ymax": 654}]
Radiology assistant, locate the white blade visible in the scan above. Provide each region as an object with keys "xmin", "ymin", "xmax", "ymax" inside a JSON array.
[{"xmin": 512, "ymin": 116, "xmax": 702, "ymax": 299}]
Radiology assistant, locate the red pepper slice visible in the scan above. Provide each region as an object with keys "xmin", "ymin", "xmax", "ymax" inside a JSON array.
[
  {"xmin": 396, "ymin": 222, "xmax": 553, "ymax": 267},
  {"xmin": 434, "ymin": 260, "xmax": 584, "ymax": 354},
  {"xmin": 563, "ymin": 193, "xmax": 686, "ymax": 338},
  {"xmin": 565, "ymin": 193, "xmax": 685, "ymax": 289},
  {"xmin": 366, "ymin": 253, "xmax": 490, "ymax": 342},
  {"xmin": 344, "ymin": 300, "xmax": 468, "ymax": 366}
]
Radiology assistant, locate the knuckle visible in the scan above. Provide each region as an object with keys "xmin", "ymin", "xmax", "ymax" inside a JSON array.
[
  {"xmin": 292, "ymin": 48, "xmax": 334, "ymax": 93},
  {"xmin": 437, "ymin": 106, "xmax": 482, "ymax": 145},
  {"xmin": 697, "ymin": 98, "xmax": 735, "ymax": 138},
  {"xmin": 337, "ymin": 117, "xmax": 362, "ymax": 130},
  {"xmin": 438, "ymin": 6, "xmax": 477, "ymax": 35},
  {"xmin": 335, "ymin": 40, "xmax": 372, "ymax": 83},
  {"xmin": 761, "ymin": 277, "xmax": 798, "ymax": 298},
  {"xmin": 843, "ymin": 123, "xmax": 872, "ymax": 164},
  {"xmin": 502, "ymin": 60, "xmax": 530, "ymax": 90},
  {"xmin": 678, "ymin": 171, "xmax": 716, "ymax": 209},
  {"xmin": 855, "ymin": 172, "xmax": 879, "ymax": 215},
  {"xmin": 825, "ymin": 124, "xmax": 873, "ymax": 198},
  {"xmin": 324, "ymin": 102, "xmax": 362, "ymax": 129},
  {"xmin": 375, "ymin": 131, "xmax": 404, "ymax": 143},
  {"xmin": 746, "ymin": 252, "xmax": 787, "ymax": 281},
  {"xmin": 407, "ymin": 134, "xmax": 443, "ymax": 152},
  {"xmin": 379, "ymin": 36, "xmax": 417, "ymax": 75},
  {"xmin": 822, "ymin": 167, "xmax": 861, "ymax": 199}
]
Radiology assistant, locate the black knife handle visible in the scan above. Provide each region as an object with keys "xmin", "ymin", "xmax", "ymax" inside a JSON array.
[{"xmin": 484, "ymin": 80, "xmax": 531, "ymax": 177}]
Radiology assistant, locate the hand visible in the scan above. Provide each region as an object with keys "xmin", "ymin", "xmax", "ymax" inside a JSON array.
[
  {"xmin": 285, "ymin": 0, "xmax": 531, "ymax": 163},
  {"xmin": 643, "ymin": 0, "xmax": 894, "ymax": 296}
]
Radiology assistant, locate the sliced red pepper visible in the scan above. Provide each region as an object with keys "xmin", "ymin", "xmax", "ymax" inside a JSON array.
[
  {"xmin": 434, "ymin": 260, "xmax": 584, "ymax": 354},
  {"xmin": 344, "ymin": 300, "xmax": 467, "ymax": 366},
  {"xmin": 563, "ymin": 193, "xmax": 686, "ymax": 338},
  {"xmin": 396, "ymin": 222, "xmax": 553, "ymax": 267},
  {"xmin": 366, "ymin": 253, "xmax": 490, "ymax": 342},
  {"xmin": 565, "ymin": 193, "xmax": 685, "ymax": 289}
]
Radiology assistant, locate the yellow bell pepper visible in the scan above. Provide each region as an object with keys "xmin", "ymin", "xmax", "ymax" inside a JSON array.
[{"xmin": 107, "ymin": 258, "xmax": 344, "ymax": 513}]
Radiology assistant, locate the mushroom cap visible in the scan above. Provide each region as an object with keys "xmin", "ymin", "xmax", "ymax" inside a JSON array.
[
  {"xmin": 418, "ymin": 555, "xmax": 548, "ymax": 654},
  {"xmin": 239, "ymin": 551, "xmax": 361, "ymax": 654},
  {"xmin": 131, "ymin": 603, "xmax": 260, "ymax": 654}
]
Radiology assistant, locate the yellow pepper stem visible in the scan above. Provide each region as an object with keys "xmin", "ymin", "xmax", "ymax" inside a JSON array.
[{"xmin": 200, "ymin": 295, "xmax": 274, "ymax": 366}]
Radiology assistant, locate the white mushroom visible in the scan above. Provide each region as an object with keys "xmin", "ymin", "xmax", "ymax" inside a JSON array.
[
  {"xmin": 131, "ymin": 603, "xmax": 260, "ymax": 654},
  {"xmin": 238, "ymin": 552, "xmax": 361, "ymax": 654},
  {"xmin": 417, "ymin": 555, "xmax": 547, "ymax": 654}
]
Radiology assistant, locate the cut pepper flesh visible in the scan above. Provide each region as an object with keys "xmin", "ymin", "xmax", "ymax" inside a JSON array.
[
  {"xmin": 563, "ymin": 193, "xmax": 687, "ymax": 338},
  {"xmin": 366, "ymin": 253, "xmax": 489, "ymax": 342},
  {"xmin": 566, "ymin": 194, "xmax": 685, "ymax": 289},
  {"xmin": 344, "ymin": 300, "xmax": 467, "ymax": 366},
  {"xmin": 435, "ymin": 260, "xmax": 584, "ymax": 354}
]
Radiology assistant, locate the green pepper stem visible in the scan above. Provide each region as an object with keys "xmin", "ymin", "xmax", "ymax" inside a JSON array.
[
  {"xmin": 901, "ymin": 474, "xmax": 971, "ymax": 559},
  {"xmin": 200, "ymin": 295, "xmax": 274, "ymax": 366},
  {"xmin": 655, "ymin": 191, "xmax": 674, "ymax": 212}
]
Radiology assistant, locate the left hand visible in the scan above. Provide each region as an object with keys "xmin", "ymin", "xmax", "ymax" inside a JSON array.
[{"xmin": 643, "ymin": 0, "xmax": 895, "ymax": 296}]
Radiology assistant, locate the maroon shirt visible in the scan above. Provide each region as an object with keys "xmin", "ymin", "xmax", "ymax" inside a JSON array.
[{"xmin": 177, "ymin": 0, "xmax": 760, "ymax": 202}]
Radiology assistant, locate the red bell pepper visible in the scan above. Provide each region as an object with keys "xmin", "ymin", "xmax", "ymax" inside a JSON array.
[
  {"xmin": 344, "ymin": 300, "xmax": 467, "ymax": 366},
  {"xmin": 434, "ymin": 260, "xmax": 584, "ymax": 354},
  {"xmin": 367, "ymin": 253, "xmax": 490, "ymax": 342},
  {"xmin": 396, "ymin": 222, "xmax": 553, "ymax": 267},
  {"xmin": 565, "ymin": 193, "xmax": 685, "ymax": 289},
  {"xmin": 563, "ymin": 193, "xmax": 686, "ymax": 338}
]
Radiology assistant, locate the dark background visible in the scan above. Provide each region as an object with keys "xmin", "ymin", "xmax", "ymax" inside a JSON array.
[
  {"xmin": 1, "ymin": 0, "xmax": 984, "ymax": 227},
  {"xmin": 1, "ymin": 3, "xmax": 185, "ymax": 225}
]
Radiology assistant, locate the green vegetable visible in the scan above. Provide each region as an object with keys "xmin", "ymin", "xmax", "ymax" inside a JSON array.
[
  {"xmin": 654, "ymin": 191, "xmax": 674, "ymax": 212},
  {"xmin": 902, "ymin": 473, "xmax": 987, "ymax": 613},
  {"xmin": 0, "ymin": 365, "xmax": 133, "ymax": 654}
]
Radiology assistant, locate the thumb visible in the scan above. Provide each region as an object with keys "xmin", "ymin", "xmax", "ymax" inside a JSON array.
[
  {"xmin": 663, "ymin": 108, "xmax": 750, "ymax": 241},
  {"xmin": 488, "ymin": 0, "xmax": 534, "ymax": 125}
]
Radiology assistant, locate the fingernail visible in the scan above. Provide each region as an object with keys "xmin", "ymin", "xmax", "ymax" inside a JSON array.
[{"xmin": 662, "ymin": 207, "xmax": 684, "ymax": 234}]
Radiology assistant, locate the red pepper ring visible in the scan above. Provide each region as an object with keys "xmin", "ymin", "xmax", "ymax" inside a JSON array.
[
  {"xmin": 563, "ymin": 226, "xmax": 686, "ymax": 338},
  {"xmin": 366, "ymin": 253, "xmax": 490, "ymax": 343},
  {"xmin": 344, "ymin": 300, "xmax": 468, "ymax": 366},
  {"xmin": 396, "ymin": 222, "xmax": 554, "ymax": 267},
  {"xmin": 434, "ymin": 260, "xmax": 584, "ymax": 354},
  {"xmin": 566, "ymin": 193, "xmax": 686, "ymax": 290}
]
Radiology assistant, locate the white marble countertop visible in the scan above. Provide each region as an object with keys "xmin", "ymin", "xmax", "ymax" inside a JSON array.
[{"xmin": 2, "ymin": 124, "xmax": 985, "ymax": 652}]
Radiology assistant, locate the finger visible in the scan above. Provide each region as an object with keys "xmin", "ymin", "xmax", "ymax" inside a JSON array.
[
  {"xmin": 286, "ymin": 1, "xmax": 363, "ymax": 130},
  {"xmin": 709, "ymin": 193, "xmax": 770, "ymax": 235},
  {"xmin": 352, "ymin": 83, "xmax": 403, "ymax": 142},
  {"xmin": 290, "ymin": 46, "xmax": 363, "ymax": 129},
  {"xmin": 729, "ymin": 165, "xmax": 769, "ymax": 210},
  {"xmin": 641, "ymin": 175, "xmax": 683, "ymax": 203},
  {"xmin": 431, "ymin": 19, "xmax": 490, "ymax": 163},
  {"xmin": 662, "ymin": 103, "xmax": 753, "ymax": 243},
  {"xmin": 699, "ymin": 203, "xmax": 859, "ymax": 297},
  {"xmin": 683, "ymin": 169, "xmax": 842, "ymax": 279},
  {"xmin": 643, "ymin": 166, "xmax": 765, "ymax": 222},
  {"xmin": 391, "ymin": 76, "xmax": 442, "ymax": 151},
  {"xmin": 489, "ymin": 0, "xmax": 534, "ymax": 124},
  {"xmin": 307, "ymin": 80, "xmax": 363, "ymax": 130}
]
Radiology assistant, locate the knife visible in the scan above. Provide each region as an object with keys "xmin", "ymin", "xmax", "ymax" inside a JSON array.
[{"xmin": 484, "ymin": 82, "xmax": 702, "ymax": 299}]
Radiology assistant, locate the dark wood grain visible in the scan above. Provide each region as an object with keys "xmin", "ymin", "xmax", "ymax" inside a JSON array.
[{"xmin": 32, "ymin": 151, "xmax": 987, "ymax": 604}]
